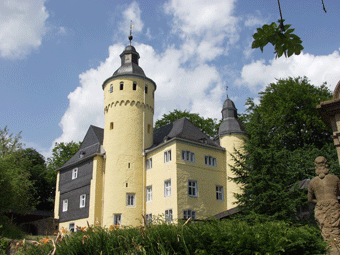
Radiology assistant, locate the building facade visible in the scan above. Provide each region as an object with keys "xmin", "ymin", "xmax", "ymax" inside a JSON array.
[{"xmin": 54, "ymin": 40, "xmax": 247, "ymax": 230}]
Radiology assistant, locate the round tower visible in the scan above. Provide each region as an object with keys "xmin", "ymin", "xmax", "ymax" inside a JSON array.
[
  {"xmin": 218, "ymin": 96, "xmax": 247, "ymax": 210},
  {"xmin": 102, "ymin": 41, "xmax": 156, "ymax": 227}
]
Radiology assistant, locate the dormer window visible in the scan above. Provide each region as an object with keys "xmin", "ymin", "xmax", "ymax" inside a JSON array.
[
  {"xmin": 79, "ymin": 151, "xmax": 85, "ymax": 158},
  {"xmin": 72, "ymin": 168, "xmax": 78, "ymax": 179}
]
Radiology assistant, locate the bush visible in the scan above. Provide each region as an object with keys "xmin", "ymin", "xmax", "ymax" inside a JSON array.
[{"xmin": 21, "ymin": 219, "xmax": 327, "ymax": 255}]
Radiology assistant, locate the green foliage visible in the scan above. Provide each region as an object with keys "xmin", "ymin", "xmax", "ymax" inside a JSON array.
[
  {"xmin": 0, "ymin": 133, "xmax": 35, "ymax": 214},
  {"xmin": 22, "ymin": 220, "xmax": 326, "ymax": 255},
  {"xmin": 0, "ymin": 238, "xmax": 11, "ymax": 255},
  {"xmin": 0, "ymin": 215, "xmax": 25, "ymax": 239},
  {"xmin": 252, "ymin": 20, "xmax": 304, "ymax": 58},
  {"xmin": 46, "ymin": 141, "xmax": 81, "ymax": 204},
  {"xmin": 233, "ymin": 77, "xmax": 339, "ymax": 221},
  {"xmin": 155, "ymin": 109, "xmax": 220, "ymax": 138}
]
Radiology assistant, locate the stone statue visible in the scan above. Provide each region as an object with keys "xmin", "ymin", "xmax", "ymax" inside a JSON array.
[{"xmin": 308, "ymin": 156, "xmax": 340, "ymax": 254}]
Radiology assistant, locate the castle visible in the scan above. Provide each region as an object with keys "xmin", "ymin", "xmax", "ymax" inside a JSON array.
[{"xmin": 54, "ymin": 38, "xmax": 246, "ymax": 230}]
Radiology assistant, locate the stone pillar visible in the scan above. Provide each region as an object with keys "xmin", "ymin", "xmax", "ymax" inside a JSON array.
[{"xmin": 317, "ymin": 81, "xmax": 340, "ymax": 164}]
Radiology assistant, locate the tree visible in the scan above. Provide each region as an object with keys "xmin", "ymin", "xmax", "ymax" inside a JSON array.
[
  {"xmin": 46, "ymin": 141, "xmax": 81, "ymax": 202},
  {"xmin": 155, "ymin": 109, "xmax": 220, "ymax": 138},
  {"xmin": 21, "ymin": 148, "xmax": 53, "ymax": 211},
  {"xmin": 252, "ymin": 0, "xmax": 327, "ymax": 58},
  {"xmin": 232, "ymin": 77, "xmax": 340, "ymax": 221},
  {"xmin": 0, "ymin": 128, "xmax": 34, "ymax": 214}
]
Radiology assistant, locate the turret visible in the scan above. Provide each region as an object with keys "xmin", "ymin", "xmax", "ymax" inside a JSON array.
[
  {"xmin": 218, "ymin": 96, "xmax": 247, "ymax": 209},
  {"xmin": 102, "ymin": 37, "xmax": 156, "ymax": 227}
]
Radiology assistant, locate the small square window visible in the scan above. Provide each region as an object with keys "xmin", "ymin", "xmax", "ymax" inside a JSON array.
[
  {"xmin": 216, "ymin": 185, "xmax": 224, "ymax": 201},
  {"xmin": 183, "ymin": 210, "xmax": 196, "ymax": 220},
  {"xmin": 146, "ymin": 158, "xmax": 152, "ymax": 170},
  {"xmin": 145, "ymin": 213, "xmax": 152, "ymax": 224},
  {"xmin": 69, "ymin": 223, "xmax": 75, "ymax": 232},
  {"xmin": 188, "ymin": 180, "xmax": 198, "ymax": 197},
  {"xmin": 127, "ymin": 193, "xmax": 135, "ymax": 206},
  {"xmin": 114, "ymin": 214, "xmax": 121, "ymax": 225},
  {"xmin": 62, "ymin": 199, "xmax": 68, "ymax": 212},
  {"xmin": 146, "ymin": 186, "xmax": 152, "ymax": 202},
  {"xmin": 165, "ymin": 209, "xmax": 173, "ymax": 223},
  {"xmin": 164, "ymin": 179, "xmax": 171, "ymax": 197},
  {"xmin": 72, "ymin": 168, "xmax": 78, "ymax": 180},
  {"xmin": 80, "ymin": 194, "xmax": 86, "ymax": 208},
  {"xmin": 164, "ymin": 150, "xmax": 171, "ymax": 163}
]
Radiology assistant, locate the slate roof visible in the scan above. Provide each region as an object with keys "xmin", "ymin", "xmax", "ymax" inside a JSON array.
[
  {"xmin": 58, "ymin": 125, "xmax": 104, "ymax": 170},
  {"xmin": 150, "ymin": 117, "xmax": 221, "ymax": 149}
]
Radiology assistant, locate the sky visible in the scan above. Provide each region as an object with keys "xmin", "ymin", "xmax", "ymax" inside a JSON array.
[{"xmin": 1, "ymin": 0, "xmax": 340, "ymax": 159}]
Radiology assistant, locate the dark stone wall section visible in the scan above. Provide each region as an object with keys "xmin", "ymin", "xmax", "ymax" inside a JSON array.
[{"xmin": 59, "ymin": 159, "xmax": 93, "ymax": 223}]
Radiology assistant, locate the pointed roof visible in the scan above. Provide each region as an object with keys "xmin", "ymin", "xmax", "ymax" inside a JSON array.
[
  {"xmin": 151, "ymin": 117, "xmax": 220, "ymax": 149},
  {"xmin": 58, "ymin": 125, "xmax": 104, "ymax": 170},
  {"xmin": 218, "ymin": 97, "xmax": 246, "ymax": 136}
]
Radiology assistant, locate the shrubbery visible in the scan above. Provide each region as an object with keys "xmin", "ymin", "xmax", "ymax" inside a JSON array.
[{"xmin": 18, "ymin": 219, "xmax": 326, "ymax": 255}]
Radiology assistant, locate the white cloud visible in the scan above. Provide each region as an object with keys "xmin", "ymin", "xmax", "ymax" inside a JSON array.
[
  {"xmin": 0, "ymin": 0, "xmax": 49, "ymax": 59},
  {"xmin": 236, "ymin": 50, "xmax": 340, "ymax": 93},
  {"xmin": 120, "ymin": 1, "xmax": 143, "ymax": 34},
  {"xmin": 164, "ymin": 0, "xmax": 239, "ymax": 61}
]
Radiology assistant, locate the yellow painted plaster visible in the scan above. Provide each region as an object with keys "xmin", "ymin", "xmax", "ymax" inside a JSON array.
[
  {"xmin": 102, "ymin": 77, "xmax": 155, "ymax": 227},
  {"xmin": 220, "ymin": 134, "xmax": 247, "ymax": 209},
  {"xmin": 54, "ymin": 171, "xmax": 60, "ymax": 219}
]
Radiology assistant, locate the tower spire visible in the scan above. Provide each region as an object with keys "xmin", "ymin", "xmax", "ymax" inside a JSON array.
[{"xmin": 129, "ymin": 21, "xmax": 134, "ymax": 45}]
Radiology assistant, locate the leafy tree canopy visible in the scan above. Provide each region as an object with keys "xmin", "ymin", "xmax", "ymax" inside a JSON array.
[
  {"xmin": 155, "ymin": 109, "xmax": 220, "ymax": 138},
  {"xmin": 233, "ymin": 77, "xmax": 339, "ymax": 221},
  {"xmin": 0, "ymin": 127, "xmax": 34, "ymax": 214}
]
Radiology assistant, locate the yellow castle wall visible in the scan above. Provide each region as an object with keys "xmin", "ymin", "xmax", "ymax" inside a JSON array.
[
  {"xmin": 176, "ymin": 142, "xmax": 226, "ymax": 219},
  {"xmin": 54, "ymin": 171, "xmax": 60, "ymax": 219},
  {"xmin": 145, "ymin": 142, "xmax": 178, "ymax": 222},
  {"xmin": 219, "ymin": 134, "xmax": 246, "ymax": 209},
  {"xmin": 102, "ymin": 76, "xmax": 155, "ymax": 227}
]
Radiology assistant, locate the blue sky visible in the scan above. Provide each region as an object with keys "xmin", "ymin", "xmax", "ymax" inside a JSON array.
[{"xmin": 1, "ymin": 0, "xmax": 340, "ymax": 158}]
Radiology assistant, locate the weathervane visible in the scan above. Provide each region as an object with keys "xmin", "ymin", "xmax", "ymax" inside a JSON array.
[
  {"xmin": 129, "ymin": 20, "xmax": 134, "ymax": 45},
  {"xmin": 226, "ymin": 86, "xmax": 229, "ymax": 98}
]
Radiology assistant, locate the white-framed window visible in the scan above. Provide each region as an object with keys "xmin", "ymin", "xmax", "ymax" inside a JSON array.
[
  {"xmin": 145, "ymin": 213, "xmax": 152, "ymax": 224},
  {"xmin": 72, "ymin": 168, "xmax": 78, "ymax": 180},
  {"xmin": 164, "ymin": 179, "xmax": 171, "ymax": 197},
  {"xmin": 183, "ymin": 210, "xmax": 196, "ymax": 220},
  {"xmin": 188, "ymin": 180, "xmax": 198, "ymax": 197},
  {"xmin": 62, "ymin": 199, "xmax": 68, "ymax": 212},
  {"xmin": 146, "ymin": 186, "xmax": 152, "ymax": 202},
  {"xmin": 80, "ymin": 194, "xmax": 86, "ymax": 208},
  {"xmin": 205, "ymin": 156, "xmax": 217, "ymax": 167},
  {"xmin": 216, "ymin": 185, "xmax": 224, "ymax": 201},
  {"xmin": 114, "ymin": 214, "xmax": 121, "ymax": 225},
  {"xmin": 164, "ymin": 150, "xmax": 171, "ymax": 163},
  {"xmin": 146, "ymin": 158, "xmax": 152, "ymax": 169},
  {"xmin": 126, "ymin": 193, "xmax": 135, "ymax": 206},
  {"xmin": 69, "ymin": 223, "xmax": 75, "ymax": 232},
  {"xmin": 165, "ymin": 209, "xmax": 173, "ymax": 223},
  {"xmin": 182, "ymin": 150, "xmax": 195, "ymax": 162},
  {"xmin": 110, "ymin": 84, "xmax": 113, "ymax": 93}
]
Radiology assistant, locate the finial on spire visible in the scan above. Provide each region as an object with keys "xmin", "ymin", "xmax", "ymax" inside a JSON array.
[
  {"xmin": 128, "ymin": 21, "xmax": 134, "ymax": 45},
  {"xmin": 226, "ymin": 86, "xmax": 229, "ymax": 98}
]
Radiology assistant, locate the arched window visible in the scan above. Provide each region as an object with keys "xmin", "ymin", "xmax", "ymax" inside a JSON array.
[
  {"xmin": 120, "ymin": 82, "xmax": 124, "ymax": 90},
  {"xmin": 110, "ymin": 85, "xmax": 113, "ymax": 93}
]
